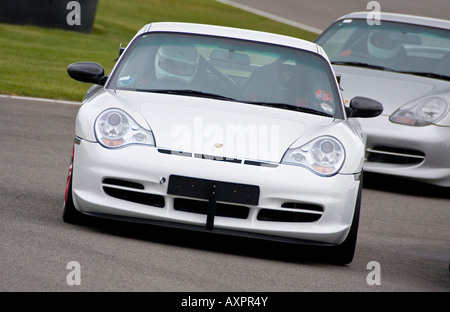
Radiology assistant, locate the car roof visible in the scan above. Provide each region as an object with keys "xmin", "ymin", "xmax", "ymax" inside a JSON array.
[
  {"xmin": 336, "ymin": 12, "xmax": 450, "ymax": 30},
  {"xmin": 135, "ymin": 22, "xmax": 324, "ymax": 56}
]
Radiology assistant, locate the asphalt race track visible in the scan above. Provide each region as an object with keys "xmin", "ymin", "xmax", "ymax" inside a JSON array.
[
  {"xmin": 228, "ymin": 0, "xmax": 450, "ymax": 32},
  {"xmin": 1, "ymin": 1, "xmax": 450, "ymax": 293}
]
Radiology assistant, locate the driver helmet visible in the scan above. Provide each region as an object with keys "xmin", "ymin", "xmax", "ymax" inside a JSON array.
[
  {"xmin": 367, "ymin": 31, "xmax": 402, "ymax": 60},
  {"xmin": 154, "ymin": 42, "xmax": 199, "ymax": 82}
]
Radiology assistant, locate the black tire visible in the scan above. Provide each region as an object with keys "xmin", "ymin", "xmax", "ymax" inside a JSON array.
[
  {"xmin": 313, "ymin": 176, "xmax": 362, "ymax": 265},
  {"xmin": 63, "ymin": 173, "xmax": 85, "ymax": 225}
]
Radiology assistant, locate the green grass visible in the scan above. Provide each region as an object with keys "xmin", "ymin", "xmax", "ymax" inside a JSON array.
[{"xmin": 0, "ymin": 0, "xmax": 317, "ymax": 101}]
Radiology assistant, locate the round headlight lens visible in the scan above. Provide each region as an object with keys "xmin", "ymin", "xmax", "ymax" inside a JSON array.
[
  {"xmin": 95, "ymin": 109, "xmax": 155, "ymax": 148},
  {"xmin": 282, "ymin": 136, "xmax": 345, "ymax": 176},
  {"xmin": 312, "ymin": 139, "xmax": 344, "ymax": 168},
  {"xmin": 98, "ymin": 111, "xmax": 129, "ymax": 140},
  {"xmin": 390, "ymin": 97, "xmax": 448, "ymax": 126}
]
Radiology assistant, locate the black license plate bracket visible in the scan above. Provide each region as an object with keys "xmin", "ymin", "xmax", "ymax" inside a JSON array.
[{"xmin": 167, "ymin": 175, "xmax": 259, "ymax": 206}]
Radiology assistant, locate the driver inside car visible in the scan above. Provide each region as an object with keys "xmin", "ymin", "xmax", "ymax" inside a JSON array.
[
  {"xmin": 339, "ymin": 29, "xmax": 408, "ymax": 70},
  {"xmin": 154, "ymin": 43, "xmax": 200, "ymax": 82},
  {"xmin": 242, "ymin": 59, "xmax": 335, "ymax": 114}
]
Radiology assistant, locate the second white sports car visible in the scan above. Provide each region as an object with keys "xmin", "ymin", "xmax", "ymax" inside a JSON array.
[
  {"xmin": 315, "ymin": 12, "xmax": 450, "ymax": 187},
  {"xmin": 64, "ymin": 22, "xmax": 382, "ymax": 264}
]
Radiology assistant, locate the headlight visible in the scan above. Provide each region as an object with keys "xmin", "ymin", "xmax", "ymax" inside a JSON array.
[
  {"xmin": 390, "ymin": 97, "xmax": 448, "ymax": 126},
  {"xmin": 95, "ymin": 109, "xmax": 155, "ymax": 148},
  {"xmin": 281, "ymin": 136, "xmax": 345, "ymax": 176}
]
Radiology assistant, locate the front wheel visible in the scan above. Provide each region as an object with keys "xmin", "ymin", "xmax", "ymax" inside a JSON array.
[{"xmin": 313, "ymin": 176, "xmax": 362, "ymax": 265}]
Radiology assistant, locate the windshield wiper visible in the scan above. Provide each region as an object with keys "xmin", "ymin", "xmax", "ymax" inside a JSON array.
[
  {"xmin": 137, "ymin": 89, "xmax": 237, "ymax": 101},
  {"xmin": 332, "ymin": 62, "xmax": 450, "ymax": 80},
  {"xmin": 242, "ymin": 101, "xmax": 333, "ymax": 117},
  {"xmin": 395, "ymin": 71, "xmax": 450, "ymax": 81},
  {"xmin": 331, "ymin": 61, "xmax": 395, "ymax": 72},
  {"xmin": 135, "ymin": 89, "xmax": 333, "ymax": 116}
]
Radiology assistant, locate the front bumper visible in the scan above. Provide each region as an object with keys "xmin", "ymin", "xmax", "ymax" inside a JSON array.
[
  {"xmin": 361, "ymin": 115, "xmax": 450, "ymax": 187},
  {"xmin": 71, "ymin": 139, "xmax": 361, "ymax": 246}
]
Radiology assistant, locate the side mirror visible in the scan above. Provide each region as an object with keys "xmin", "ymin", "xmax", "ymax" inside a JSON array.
[
  {"xmin": 67, "ymin": 62, "xmax": 107, "ymax": 86},
  {"xmin": 347, "ymin": 96, "xmax": 383, "ymax": 118}
]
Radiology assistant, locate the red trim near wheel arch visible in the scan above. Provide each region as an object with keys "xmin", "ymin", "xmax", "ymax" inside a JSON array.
[{"xmin": 64, "ymin": 143, "xmax": 75, "ymax": 205}]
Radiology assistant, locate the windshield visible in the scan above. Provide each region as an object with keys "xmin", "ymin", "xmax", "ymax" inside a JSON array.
[
  {"xmin": 108, "ymin": 32, "xmax": 343, "ymax": 118},
  {"xmin": 315, "ymin": 19, "xmax": 450, "ymax": 78}
]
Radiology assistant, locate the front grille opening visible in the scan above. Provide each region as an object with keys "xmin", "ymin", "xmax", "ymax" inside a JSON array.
[
  {"xmin": 281, "ymin": 202, "xmax": 323, "ymax": 212},
  {"xmin": 257, "ymin": 209, "xmax": 321, "ymax": 222},
  {"xmin": 103, "ymin": 178, "xmax": 144, "ymax": 190},
  {"xmin": 103, "ymin": 187, "xmax": 165, "ymax": 208},
  {"xmin": 173, "ymin": 198, "xmax": 249, "ymax": 219},
  {"xmin": 367, "ymin": 146, "xmax": 425, "ymax": 165}
]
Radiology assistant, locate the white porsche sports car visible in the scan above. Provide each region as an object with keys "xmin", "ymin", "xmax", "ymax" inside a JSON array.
[
  {"xmin": 64, "ymin": 22, "xmax": 382, "ymax": 264},
  {"xmin": 315, "ymin": 12, "xmax": 450, "ymax": 187}
]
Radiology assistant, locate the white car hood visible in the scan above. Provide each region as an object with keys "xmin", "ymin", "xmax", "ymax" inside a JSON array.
[
  {"xmin": 114, "ymin": 90, "xmax": 335, "ymax": 163},
  {"xmin": 334, "ymin": 65, "xmax": 450, "ymax": 115}
]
